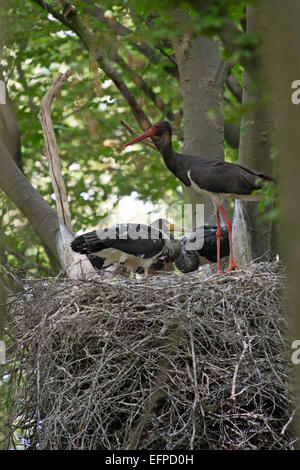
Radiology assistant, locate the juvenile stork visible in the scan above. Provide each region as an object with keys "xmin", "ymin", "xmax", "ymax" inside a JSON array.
[
  {"xmin": 71, "ymin": 218, "xmax": 183, "ymax": 278},
  {"xmin": 175, "ymin": 225, "xmax": 229, "ymax": 273},
  {"xmin": 137, "ymin": 225, "xmax": 229, "ymax": 275}
]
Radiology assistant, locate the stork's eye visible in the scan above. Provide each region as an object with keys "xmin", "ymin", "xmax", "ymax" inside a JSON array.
[{"xmin": 153, "ymin": 124, "xmax": 162, "ymax": 134}]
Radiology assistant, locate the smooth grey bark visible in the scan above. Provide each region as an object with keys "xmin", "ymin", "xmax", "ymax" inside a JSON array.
[
  {"xmin": 0, "ymin": 87, "xmax": 22, "ymax": 170},
  {"xmin": 232, "ymin": 5, "xmax": 274, "ymax": 266},
  {"xmin": 0, "ymin": 138, "xmax": 61, "ymax": 263},
  {"xmin": 0, "ymin": 81, "xmax": 23, "ymax": 265},
  {"xmin": 0, "ymin": 81, "xmax": 61, "ymax": 274},
  {"xmin": 264, "ymin": 0, "xmax": 300, "ymax": 448},
  {"xmin": 172, "ymin": 10, "xmax": 230, "ymax": 225},
  {"xmin": 0, "ymin": 277, "xmax": 10, "ymax": 334}
]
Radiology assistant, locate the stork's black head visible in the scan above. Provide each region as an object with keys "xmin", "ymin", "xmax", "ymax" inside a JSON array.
[
  {"xmin": 150, "ymin": 121, "xmax": 172, "ymax": 137},
  {"xmin": 123, "ymin": 121, "xmax": 172, "ymax": 147}
]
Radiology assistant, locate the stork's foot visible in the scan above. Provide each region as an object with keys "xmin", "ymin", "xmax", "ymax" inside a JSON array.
[{"xmin": 222, "ymin": 262, "xmax": 240, "ymax": 274}]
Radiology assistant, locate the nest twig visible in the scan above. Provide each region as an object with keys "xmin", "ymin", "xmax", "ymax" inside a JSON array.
[{"xmin": 5, "ymin": 262, "xmax": 297, "ymax": 450}]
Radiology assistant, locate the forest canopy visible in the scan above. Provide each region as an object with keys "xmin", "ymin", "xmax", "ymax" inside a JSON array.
[{"xmin": 0, "ymin": 0, "xmax": 273, "ymax": 276}]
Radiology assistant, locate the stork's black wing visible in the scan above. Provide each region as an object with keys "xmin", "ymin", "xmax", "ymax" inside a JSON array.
[
  {"xmin": 71, "ymin": 230, "xmax": 109, "ymax": 254},
  {"xmin": 71, "ymin": 224, "xmax": 165, "ymax": 260},
  {"xmin": 185, "ymin": 156, "xmax": 274, "ymax": 195},
  {"xmin": 198, "ymin": 225, "xmax": 229, "ymax": 262}
]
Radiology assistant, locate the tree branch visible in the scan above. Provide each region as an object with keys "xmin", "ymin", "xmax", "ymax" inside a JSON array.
[
  {"xmin": 0, "ymin": 137, "xmax": 95, "ymax": 278},
  {"xmin": 108, "ymin": 48, "xmax": 167, "ymax": 114},
  {"xmin": 120, "ymin": 120, "xmax": 157, "ymax": 151},
  {"xmin": 81, "ymin": 0, "xmax": 178, "ymax": 75},
  {"xmin": 38, "ymin": 70, "xmax": 73, "ymax": 233},
  {"xmin": 224, "ymin": 122, "xmax": 240, "ymax": 149},
  {"xmin": 181, "ymin": 0, "xmax": 260, "ymax": 78},
  {"xmin": 0, "ymin": 275, "xmax": 11, "ymax": 332},
  {"xmin": 226, "ymin": 73, "xmax": 243, "ymax": 103},
  {"xmin": 31, "ymin": 0, "xmax": 161, "ymax": 150},
  {"xmin": 0, "ymin": 137, "xmax": 61, "ymax": 266}
]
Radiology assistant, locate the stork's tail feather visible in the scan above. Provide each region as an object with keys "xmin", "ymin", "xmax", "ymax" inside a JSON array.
[
  {"xmin": 236, "ymin": 163, "xmax": 276, "ymax": 186},
  {"xmin": 71, "ymin": 230, "xmax": 104, "ymax": 255}
]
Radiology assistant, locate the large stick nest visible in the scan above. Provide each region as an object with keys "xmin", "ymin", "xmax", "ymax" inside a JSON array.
[{"xmin": 6, "ymin": 262, "xmax": 297, "ymax": 449}]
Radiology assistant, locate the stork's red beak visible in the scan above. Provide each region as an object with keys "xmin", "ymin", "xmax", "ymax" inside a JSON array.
[{"xmin": 123, "ymin": 128, "xmax": 154, "ymax": 147}]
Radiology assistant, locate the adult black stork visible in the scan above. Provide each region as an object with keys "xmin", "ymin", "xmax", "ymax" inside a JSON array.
[
  {"xmin": 124, "ymin": 121, "xmax": 275, "ymax": 273},
  {"xmin": 71, "ymin": 218, "xmax": 183, "ymax": 278}
]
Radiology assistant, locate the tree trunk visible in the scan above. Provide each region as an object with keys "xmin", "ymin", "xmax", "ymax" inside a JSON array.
[
  {"xmin": 0, "ymin": 138, "xmax": 94, "ymax": 278},
  {"xmin": 264, "ymin": 0, "xmax": 300, "ymax": 448},
  {"xmin": 233, "ymin": 5, "xmax": 274, "ymax": 266},
  {"xmin": 0, "ymin": 80, "xmax": 23, "ymax": 266},
  {"xmin": 172, "ymin": 10, "xmax": 229, "ymax": 225},
  {"xmin": 0, "ymin": 277, "xmax": 10, "ymax": 334},
  {"xmin": 0, "ymin": 85, "xmax": 22, "ymax": 170}
]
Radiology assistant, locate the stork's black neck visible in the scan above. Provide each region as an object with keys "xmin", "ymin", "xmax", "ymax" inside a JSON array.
[
  {"xmin": 160, "ymin": 131, "xmax": 173, "ymax": 158},
  {"xmin": 160, "ymin": 131, "xmax": 189, "ymax": 186}
]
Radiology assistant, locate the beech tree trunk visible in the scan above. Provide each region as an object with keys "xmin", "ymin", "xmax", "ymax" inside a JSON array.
[
  {"xmin": 0, "ymin": 85, "xmax": 22, "ymax": 170},
  {"xmin": 172, "ymin": 9, "xmax": 229, "ymax": 225},
  {"xmin": 264, "ymin": 0, "xmax": 300, "ymax": 448},
  {"xmin": 0, "ymin": 81, "xmax": 23, "ymax": 265},
  {"xmin": 0, "ymin": 138, "xmax": 94, "ymax": 279},
  {"xmin": 233, "ymin": 5, "xmax": 274, "ymax": 266}
]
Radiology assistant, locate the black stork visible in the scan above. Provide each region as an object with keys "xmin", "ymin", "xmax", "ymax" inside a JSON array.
[
  {"xmin": 175, "ymin": 225, "xmax": 229, "ymax": 273},
  {"xmin": 140, "ymin": 224, "xmax": 229, "ymax": 274},
  {"xmin": 71, "ymin": 218, "xmax": 183, "ymax": 278},
  {"xmin": 124, "ymin": 121, "xmax": 275, "ymax": 273}
]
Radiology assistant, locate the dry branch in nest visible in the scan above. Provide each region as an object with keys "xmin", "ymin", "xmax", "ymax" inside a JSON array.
[{"xmin": 5, "ymin": 262, "xmax": 297, "ymax": 449}]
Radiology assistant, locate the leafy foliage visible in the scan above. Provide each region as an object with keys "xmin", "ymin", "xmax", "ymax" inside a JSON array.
[{"xmin": 0, "ymin": 0, "xmax": 276, "ymax": 274}]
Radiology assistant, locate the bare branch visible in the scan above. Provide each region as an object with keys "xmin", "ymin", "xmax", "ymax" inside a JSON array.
[
  {"xmin": 0, "ymin": 137, "xmax": 62, "ymax": 266},
  {"xmin": 57, "ymin": 0, "xmax": 76, "ymax": 18},
  {"xmin": 38, "ymin": 71, "xmax": 73, "ymax": 233},
  {"xmin": 226, "ymin": 73, "xmax": 243, "ymax": 103},
  {"xmin": 108, "ymin": 48, "xmax": 167, "ymax": 114},
  {"xmin": 224, "ymin": 122, "xmax": 240, "ymax": 149},
  {"xmin": 120, "ymin": 120, "xmax": 157, "ymax": 151}
]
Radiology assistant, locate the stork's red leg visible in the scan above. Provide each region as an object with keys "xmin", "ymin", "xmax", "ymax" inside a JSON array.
[
  {"xmin": 216, "ymin": 208, "xmax": 222, "ymax": 273},
  {"xmin": 219, "ymin": 205, "xmax": 239, "ymax": 272}
]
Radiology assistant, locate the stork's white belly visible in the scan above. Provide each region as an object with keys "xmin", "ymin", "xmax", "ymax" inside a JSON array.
[
  {"xmin": 95, "ymin": 247, "xmax": 163, "ymax": 273},
  {"xmin": 95, "ymin": 248, "xmax": 125, "ymax": 267}
]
